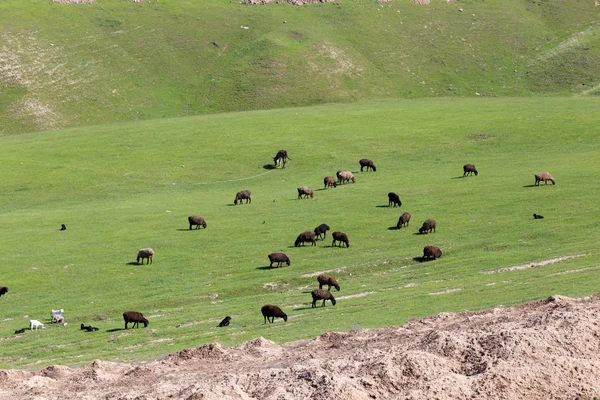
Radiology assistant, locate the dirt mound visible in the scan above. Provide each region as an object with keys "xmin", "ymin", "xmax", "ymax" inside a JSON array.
[{"xmin": 2, "ymin": 294, "xmax": 600, "ymax": 399}]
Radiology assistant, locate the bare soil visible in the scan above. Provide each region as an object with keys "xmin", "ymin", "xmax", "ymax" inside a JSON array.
[{"xmin": 2, "ymin": 294, "xmax": 600, "ymax": 399}]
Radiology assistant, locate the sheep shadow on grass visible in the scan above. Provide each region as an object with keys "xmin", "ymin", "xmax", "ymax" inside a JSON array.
[
  {"xmin": 413, "ymin": 256, "xmax": 435, "ymax": 263},
  {"xmin": 126, "ymin": 262, "xmax": 142, "ymax": 266},
  {"xmin": 106, "ymin": 328, "xmax": 125, "ymax": 333},
  {"xmin": 388, "ymin": 226, "xmax": 400, "ymax": 230},
  {"xmin": 522, "ymin": 184, "xmax": 539, "ymax": 188},
  {"xmin": 256, "ymin": 265, "xmax": 284, "ymax": 270},
  {"xmin": 262, "ymin": 164, "xmax": 276, "ymax": 170}
]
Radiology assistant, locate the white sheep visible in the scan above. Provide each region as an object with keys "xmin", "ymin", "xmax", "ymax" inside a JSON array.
[{"xmin": 30, "ymin": 320, "xmax": 45, "ymax": 330}]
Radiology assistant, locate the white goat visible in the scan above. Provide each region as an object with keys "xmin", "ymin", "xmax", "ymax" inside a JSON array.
[{"xmin": 29, "ymin": 320, "xmax": 45, "ymax": 330}]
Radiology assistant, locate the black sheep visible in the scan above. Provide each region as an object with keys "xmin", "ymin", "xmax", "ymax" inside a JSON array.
[
  {"xmin": 331, "ymin": 231, "xmax": 350, "ymax": 248},
  {"xmin": 234, "ymin": 190, "xmax": 252, "ymax": 205},
  {"xmin": 533, "ymin": 213, "xmax": 545, "ymax": 219},
  {"xmin": 268, "ymin": 252, "xmax": 291, "ymax": 268},
  {"xmin": 311, "ymin": 289, "xmax": 337, "ymax": 307},
  {"xmin": 218, "ymin": 316, "xmax": 231, "ymax": 327},
  {"xmin": 359, "ymin": 159, "xmax": 376, "ymax": 172},
  {"xmin": 273, "ymin": 150, "xmax": 290, "ymax": 168},
  {"xmin": 314, "ymin": 224, "xmax": 330, "ymax": 240},
  {"xmin": 463, "ymin": 164, "xmax": 478, "ymax": 177},
  {"xmin": 388, "ymin": 192, "xmax": 402, "ymax": 207},
  {"xmin": 261, "ymin": 304, "xmax": 287, "ymax": 324},
  {"xmin": 0, "ymin": 286, "xmax": 8, "ymax": 297},
  {"xmin": 123, "ymin": 311, "xmax": 149, "ymax": 329}
]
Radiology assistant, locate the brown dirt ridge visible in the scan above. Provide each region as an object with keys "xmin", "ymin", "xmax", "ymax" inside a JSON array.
[{"xmin": 2, "ymin": 294, "xmax": 600, "ymax": 399}]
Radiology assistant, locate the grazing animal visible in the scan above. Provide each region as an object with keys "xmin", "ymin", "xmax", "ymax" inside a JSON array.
[
  {"xmin": 314, "ymin": 223, "xmax": 330, "ymax": 240},
  {"xmin": 29, "ymin": 320, "xmax": 44, "ymax": 330},
  {"xmin": 311, "ymin": 289, "xmax": 337, "ymax": 307},
  {"xmin": 60, "ymin": 224, "xmax": 67, "ymax": 231},
  {"xmin": 234, "ymin": 189, "xmax": 252, "ymax": 205},
  {"xmin": 323, "ymin": 176, "xmax": 337, "ymax": 189},
  {"xmin": 359, "ymin": 159, "xmax": 376, "ymax": 172},
  {"xmin": 14, "ymin": 328, "xmax": 25, "ymax": 335},
  {"xmin": 273, "ymin": 150, "xmax": 290, "ymax": 168},
  {"xmin": 261, "ymin": 304, "xmax": 288, "ymax": 324},
  {"xmin": 419, "ymin": 219, "xmax": 436, "ymax": 234},
  {"xmin": 297, "ymin": 186, "xmax": 314, "ymax": 199},
  {"xmin": 317, "ymin": 274, "xmax": 340, "ymax": 291},
  {"xmin": 0, "ymin": 286, "xmax": 8, "ymax": 297},
  {"xmin": 80, "ymin": 323, "xmax": 98, "ymax": 332},
  {"xmin": 535, "ymin": 172, "xmax": 555, "ymax": 185},
  {"xmin": 268, "ymin": 252, "xmax": 291, "ymax": 268},
  {"xmin": 533, "ymin": 213, "xmax": 545, "ymax": 219},
  {"xmin": 331, "ymin": 231, "xmax": 350, "ymax": 248},
  {"xmin": 123, "ymin": 311, "xmax": 149, "ymax": 329},
  {"xmin": 423, "ymin": 245, "xmax": 442, "ymax": 260},
  {"xmin": 218, "ymin": 316, "xmax": 231, "ymax": 327},
  {"xmin": 137, "ymin": 248, "xmax": 155, "ymax": 265},
  {"xmin": 188, "ymin": 215, "xmax": 207, "ymax": 230},
  {"xmin": 336, "ymin": 170, "xmax": 355, "ymax": 184},
  {"xmin": 295, "ymin": 231, "xmax": 316, "ymax": 247},
  {"xmin": 397, "ymin": 212, "xmax": 411, "ymax": 229},
  {"xmin": 463, "ymin": 164, "xmax": 478, "ymax": 177},
  {"xmin": 388, "ymin": 192, "xmax": 402, "ymax": 207}
]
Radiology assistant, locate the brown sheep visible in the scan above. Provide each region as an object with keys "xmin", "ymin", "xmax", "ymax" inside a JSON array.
[
  {"xmin": 297, "ymin": 186, "xmax": 314, "ymax": 199},
  {"xmin": 234, "ymin": 190, "xmax": 252, "ymax": 205},
  {"xmin": 423, "ymin": 245, "xmax": 442, "ymax": 260},
  {"xmin": 261, "ymin": 304, "xmax": 287, "ymax": 323},
  {"xmin": 336, "ymin": 170, "xmax": 355, "ymax": 184},
  {"xmin": 332, "ymin": 231, "xmax": 350, "ymax": 247},
  {"xmin": 535, "ymin": 172, "xmax": 555, "ymax": 185},
  {"xmin": 397, "ymin": 212, "xmax": 411, "ymax": 229},
  {"xmin": 419, "ymin": 219, "xmax": 436, "ymax": 234},
  {"xmin": 359, "ymin": 159, "xmax": 376, "ymax": 172},
  {"xmin": 123, "ymin": 311, "xmax": 149, "ymax": 329},
  {"xmin": 137, "ymin": 248, "xmax": 155, "ymax": 264},
  {"xmin": 0, "ymin": 286, "xmax": 7, "ymax": 297},
  {"xmin": 388, "ymin": 192, "xmax": 402, "ymax": 207},
  {"xmin": 188, "ymin": 215, "xmax": 207, "ymax": 230},
  {"xmin": 317, "ymin": 274, "xmax": 340, "ymax": 291},
  {"xmin": 463, "ymin": 164, "xmax": 478, "ymax": 177},
  {"xmin": 295, "ymin": 231, "xmax": 316, "ymax": 247},
  {"xmin": 268, "ymin": 252, "xmax": 290, "ymax": 268},
  {"xmin": 323, "ymin": 176, "xmax": 337, "ymax": 189},
  {"xmin": 311, "ymin": 289, "xmax": 337, "ymax": 307}
]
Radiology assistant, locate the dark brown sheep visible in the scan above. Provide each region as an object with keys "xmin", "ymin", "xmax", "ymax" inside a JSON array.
[
  {"xmin": 359, "ymin": 159, "xmax": 376, "ymax": 172},
  {"xmin": 0, "ymin": 286, "xmax": 7, "ymax": 297},
  {"xmin": 423, "ymin": 245, "xmax": 442, "ymax": 260},
  {"xmin": 268, "ymin": 252, "xmax": 291, "ymax": 268},
  {"xmin": 234, "ymin": 190, "xmax": 252, "ymax": 205},
  {"xmin": 188, "ymin": 215, "xmax": 207, "ymax": 230},
  {"xmin": 332, "ymin": 231, "xmax": 350, "ymax": 248},
  {"xmin": 123, "ymin": 311, "xmax": 149, "ymax": 329},
  {"xmin": 533, "ymin": 213, "xmax": 545, "ymax": 219},
  {"xmin": 419, "ymin": 219, "xmax": 436, "ymax": 234},
  {"xmin": 397, "ymin": 212, "xmax": 411, "ymax": 229},
  {"xmin": 317, "ymin": 274, "xmax": 340, "ymax": 291},
  {"xmin": 273, "ymin": 150, "xmax": 290, "ymax": 168},
  {"xmin": 388, "ymin": 192, "xmax": 402, "ymax": 207},
  {"xmin": 137, "ymin": 248, "xmax": 155, "ymax": 264},
  {"xmin": 535, "ymin": 172, "xmax": 555, "ymax": 185},
  {"xmin": 336, "ymin": 170, "xmax": 355, "ymax": 184},
  {"xmin": 261, "ymin": 304, "xmax": 287, "ymax": 323},
  {"xmin": 314, "ymin": 223, "xmax": 330, "ymax": 240},
  {"xmin": 297, "ymin": 186, "xmax": 314, "ymax": 199},
  {"xmin": 295, "ymin": 231, "xmax": 316, "ymax": 247},
  {"xmin": 323, "ymin": 176, "xmax": 337, "ymax": 189},
  {"xmin": 218, "ymin": 316, "xmax": 231, "ymax": 327},
  {"xmin": 311, "ymin": 289, "xmax": 337, "ymax": 307},
  {"xmin": 463, "ymin": 164, "xmax": 478, "ymax": 177}
]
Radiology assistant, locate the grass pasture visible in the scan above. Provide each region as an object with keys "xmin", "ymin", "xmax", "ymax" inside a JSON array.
[{"xmin": 0, "ymin": 97, "xmax": 599, "ymax": 369}]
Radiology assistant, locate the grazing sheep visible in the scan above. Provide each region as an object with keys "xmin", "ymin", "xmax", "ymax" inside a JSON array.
[
  {"xmin": 188, "ymin": 215, "xmax": 207, "ymax": 230},
  {"xmin": 261, "ymin": 304, "xmax": 287, "ymax": 324},
  {"xmin": 314, "ymin": 223, "xmax": 330, "ymax": 240},
  {"xmin": 336, "ymin": 170, "xmax": 355, "ymax": 184},
  {"xmin": 533, "ymin": 213, "xmax": 545, "ymax": 219},
  {"xmin": 317, "ymin": 274, "xmax": 340, "ymax": 291},
  {"xmin": 311, "ymin": 289, "xmax": 337, "ymax": 307},
  {"xmin": 137, "ymin": 248, "xmax": 155, "ymax": 265},
  {"xmin": 218, "ymin": 316, "xmax": 231, "ymax": 327},
  {"xmin": 332, "ymin": 231, "xmax": 350, "ymax": 248},
  {"xmin": 273, "ymin": 149, "xmax": 290, "ymax": 168},
  {"xmin": 80, "ymin": 323, "xmax": 98, "ymax": 332},
  {"xmin": 463, "ymin": 164, "xmax": 478, "ymax": 177},
  {"xmin": 234, "ymin": 189, "xmax": 252, "ymax": 205},
  {"xmin": 295, "ymin": 231, "xmax": 316, "ymax": 247},
  {"xmin": 419, "ymin": 219, "xmax": 436, "ymax": 234},
  {"xmin": 123, "ymin": 311, "xmax": 149, "ymax": 329},
  {"xmin": 268, "ymin": 252, "xmax": 291, "ymax": 268},
  {"xmin": 60, "ymin": 224, "xmax": 67, "ymax": 231},
  {"xmin": 29, "ymin": 320, "xmax": 44, "ymax": 330},
  {"xmin": 14, "ymin": 328, "xmax": 25, "ymax": 335},
  {"xmin": 535, "ymin": 172, "xmax": 555, "ymax": 185},
  {"xmin": 359, "ymin": 159, "xmax": 376, "ymax": 172},
  {"xmin": 397, "ymin": 212, "xmax": 411, "ymax": 229},
  {"xmin": 297, "ymin": 186, "xmax": 314, "ymax": 199},
  {"xmin": 323, "ymin": 176, "xmax": 337, "ymax": 189},
  {"xmin": 0, "ymin": 286, "xmax": 8, "ymax": 297},
  {"xmin": 388, "ymin": 192, "xmax": 402, "ymax": 207},
  {"xmin": 423, "ymin": 245, "xmax": 442, "ymax": 260}
]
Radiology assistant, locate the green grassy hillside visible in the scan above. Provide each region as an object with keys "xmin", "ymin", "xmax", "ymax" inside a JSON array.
[
  {"xmin": 1, "ymin": 0, "xmax": 599, "ymax": 134},
  {"xmin": 0, "ymin": 97, "xmax": 598, "ymax": 369}
]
